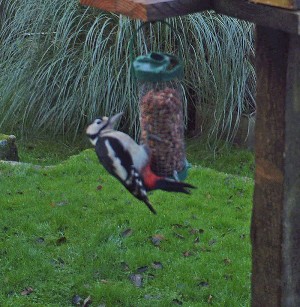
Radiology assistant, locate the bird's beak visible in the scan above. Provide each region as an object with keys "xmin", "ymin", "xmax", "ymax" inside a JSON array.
[{"xmin": 109, "ymin": 112, "xmax": 123, "ymax": 127}]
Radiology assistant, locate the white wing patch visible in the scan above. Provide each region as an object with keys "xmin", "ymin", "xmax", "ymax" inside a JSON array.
[
  {"xmin": 104, "ymin": 139, "xmax": 127, "ymax": 181},
  {"xmin": 89, "ymin": 137, "xmax": 98, "ymax": 146},
  {"xmin": 102, "ymin": 130, "xmax": 149, "ymax": 172}
]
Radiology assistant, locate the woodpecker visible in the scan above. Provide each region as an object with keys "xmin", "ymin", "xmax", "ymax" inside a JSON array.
[{"xmin": 86, "ymin": 112, "xmax": 195, "ymax": 214}]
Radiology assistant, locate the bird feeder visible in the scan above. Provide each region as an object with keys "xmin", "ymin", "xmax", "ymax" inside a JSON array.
[{"xmin": 131, "ymin": 24, "xmax": 189, "ymax": 180}]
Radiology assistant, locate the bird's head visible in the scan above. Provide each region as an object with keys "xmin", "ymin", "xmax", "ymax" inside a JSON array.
[{"xmin": 86, "ymin": 112, "xmax": 123, "ymax": 145}]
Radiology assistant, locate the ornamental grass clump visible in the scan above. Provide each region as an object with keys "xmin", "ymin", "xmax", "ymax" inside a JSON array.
[{"xmin": 0, "ymin": 0, "xmax": 254, "ymax": 145}]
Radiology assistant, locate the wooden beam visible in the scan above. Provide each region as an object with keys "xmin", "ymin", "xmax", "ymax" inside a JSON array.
[
  {"xmin": 213, "ymin": 0, "xmax": 300, "ymax": 35},
  {"xmin": 282, "ymin": 33, "xmax": 300, "ymax": 306},
  {"xmin": 80, "ymin": 0, "xmax": 212, "ymax": 21},
  {"xmin": 251, "ymin": 25, "xmax": 300, "ymax": 306},
  {"xmin": 250, "ymin": 0, "xmax": 300, "ymax": 10},
  {"xmin": 80, "ymin": 0, "xmax": 300, "ymax": 33}
]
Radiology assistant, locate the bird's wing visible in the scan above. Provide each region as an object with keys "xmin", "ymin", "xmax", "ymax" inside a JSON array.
[
  {"xmin": 95, "ymin": 137, "xmax": 156, "ymax": 214},
  {"xmin": 95, "ymin": 136, "xmax": 133, "ymax": 182}
]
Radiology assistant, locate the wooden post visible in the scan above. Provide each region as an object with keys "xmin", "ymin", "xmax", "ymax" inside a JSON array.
[
  {"xmin": 252, "ymin": 26, "xmax": 300, "ymax": 306},
  {"xmin": 282, "ymin": 33, "xmax": 300, "ymax": 306}
]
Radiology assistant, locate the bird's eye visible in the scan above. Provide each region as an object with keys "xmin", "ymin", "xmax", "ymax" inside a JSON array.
[{"xmin": 96, "ymin": 120, "xmax": 102, "ymax": 125}]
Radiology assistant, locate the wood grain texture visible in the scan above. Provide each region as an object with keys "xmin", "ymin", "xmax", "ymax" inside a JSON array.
[
  {"xmin": 250, "ymin": 0, "xmax": 300, "ymax": 10},
  {"xmin": 252, "ymin": 26, "xmax": 300, "ymax": 307},
  {"xmin": 251, "ymin": 25, "xmax": 288, "ymax": 307},
  {"xmin": 80, "ymin": 0, "xmax": 212, "ymax": 21},
  {"xmin": 81, "ymin": 0, "xmax": 300, "ymax": 33},
  {"xmin": 213, "ymin": 0, "xmax": 300, "ymax": 35},
  {"xmin": 282, "ymin": 33, "xmax": 300, "ymax": 306},
  {"xmin": 80, "ymin": 0, "xmax": 146, "ymax": 20}
]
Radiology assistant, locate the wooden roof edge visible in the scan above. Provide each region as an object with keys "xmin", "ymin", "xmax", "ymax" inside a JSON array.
[{"xmin": 80, "ymin": 0, "xmax": 300, "ymax": 34}]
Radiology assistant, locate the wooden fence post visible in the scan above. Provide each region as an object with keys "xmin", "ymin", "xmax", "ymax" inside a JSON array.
[{"xmin": 252, "ymin": 25, "xmax": 300, "ymax": 306}]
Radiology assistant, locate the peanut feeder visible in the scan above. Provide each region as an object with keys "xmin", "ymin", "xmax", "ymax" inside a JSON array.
[{"xmin": 133, "ymin": 51, "xmax": 189, "ymax": 180}]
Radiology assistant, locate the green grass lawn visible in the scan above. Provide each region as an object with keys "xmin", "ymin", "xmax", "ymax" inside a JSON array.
[{"xmin": 0, "ymin": 139, "xmax": 253, "ymax": 306}]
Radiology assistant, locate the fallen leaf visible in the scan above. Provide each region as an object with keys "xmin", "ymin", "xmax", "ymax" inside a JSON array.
[
  {"xmin": 172, "ymin": 299, "xmax": 183, "ymax": 305},
  {"xmin": 21, "ymin": 287, "xmax": 33, "ymax": 296},
  {"xmin": 72, "ymin": 294, "xmax": 82, "ymax": 305},
  {"xmin": 171, "ymin": 223, "xmax": 185, "ymax": 228},
  {"xmin": 194, "ymin": 237, "xmax": 200, "ymax": 244},
  {"xmin": 51, "ymin": 257, "xmax": 65, "ymax": 267},
  {"xmin": 200, "ymin": 247, "xmax": 211, "ymax": 252},
  {"xmin": 224, "ymin": 274, "xmax": 233, "ymax": 280},
  {"xmin": 223, "ymin": 258, "xmax": 231, "ymax": 265},
  {"xmin": 50, "ymin": 201, "xmax": 68, "ymax": 207},
  {"xmin": 174, "ymin": 232, "xmax": 185, "ymax": 240},
  {"xmin": 36, "ymin": 237, "xmax": 45, "ymax": 244},
  {"xmin": 190, "ymin": 228, "xmax": 198, "ymax": 234},
  {"xmin": 144, "ymin": 294, "xmax": 161, "ymax": 300},
  {"xmin": 183, "ymin": 251, "xmax": 192, "ymax": 257},
  {"xmin": 151, "ymin": 234, "xmax": 165, "ymax": 246},
  {"xmin": 56, "ymin": 236, "xmax": 67, "ymax": 245},
  {"xmin": 121, "ymin": 228, "xmax": 133, "ymax": 238},
  {"xmin": 227, "ymin": 195, "xmax": 234, "ymax": 204},
  {"xmin": 207, "ymin": 294, "xmax": 213, "ymax": 304},
  {"xmin": 176, "ymin": 283, "xmax": 185, "ymax": 290},
  {"xmin": 236, "ymin": 188, "xmax": 245, "ymax": 196},
  {"xmin": 129, "ymin": 274, "xmax": 143, "ymax": 287},
  {"xmin": 152, "ymin": 262, "xmax": 163, "ymax": 270},
  {"xmin": 191, "ymin": 228, "xmax": 204, "ymax": 234},
  {"xmin": 83, "ymin": 296, "xmax": 92, "ymax": 307},
  {"xmin": 97, "ymin": 185, "xmax": 103, "ymax": 190},
  {"xmin": 100, "ymin": 279, "xmax": 108, "ymax": 284},
  {"xmin": 137, "ymin": 266, "xmax": 148, "ymax": 273},
  {"xmin": 56, "ymin": 201, "xmax": 68, "ymax": 206},
  {"xmin": 147, "ymin": 273, "xmax": 155, "ymax": 280},
  {"xmin": 208, "ymin": 239, "xmax": 217, "ymax": 246},
  {"xmin": 120, "ymin": 261, "xmax": 130, "ymax": 271},
  {"xmin": 198, "ymin": 281, "xmax": 209, "ymax": 287}
]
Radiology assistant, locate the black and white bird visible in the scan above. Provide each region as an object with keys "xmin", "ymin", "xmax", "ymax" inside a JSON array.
[{"xmin": 86, "ymin": 112, "xmax": 195, "ymax": 214}]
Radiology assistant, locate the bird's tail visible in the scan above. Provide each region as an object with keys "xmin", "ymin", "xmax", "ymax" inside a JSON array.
[
  {"xmin": 128, "ymin": 166, "xmax": 157, "ymax": 214},
  {"xmin": 155, "ymin": 178, "xmax": 195, "ymax": 194},
  {"xmin": 143, "ymin": 198, "xmax": 157, "ymax": 215}
]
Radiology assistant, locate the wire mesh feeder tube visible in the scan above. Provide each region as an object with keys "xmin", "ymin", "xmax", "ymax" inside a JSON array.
[
  {"xmin": 133, "ymin": 51, "xmax": 188, "ymax": 179},
  {"xmin": 139, "ymin": 81, "xmax": 186, "ymax": 178}
]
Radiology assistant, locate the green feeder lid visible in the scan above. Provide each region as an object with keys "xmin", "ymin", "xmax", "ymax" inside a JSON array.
[{"xmin": 133, "ymin": 52, "xmax": 183, "ymax": 82}]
